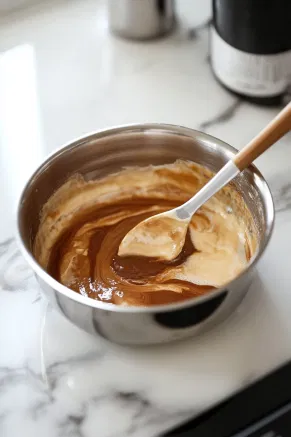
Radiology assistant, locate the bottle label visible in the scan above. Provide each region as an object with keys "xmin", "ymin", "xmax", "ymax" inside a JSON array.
[{"xmin": 211, "ymin": 26, "xmax": 291, "ymax": 97}]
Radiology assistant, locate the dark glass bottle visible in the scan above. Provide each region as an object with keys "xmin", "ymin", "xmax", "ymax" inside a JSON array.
[{"xmin": 210, "ymin": 0, "xmax": 291, "ymax": 105}]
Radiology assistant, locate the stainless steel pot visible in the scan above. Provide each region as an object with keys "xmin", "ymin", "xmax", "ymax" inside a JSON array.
[
  {"xmin": 17, "ymin": 124, "xmax": 274, "ymax": 345},
  {"xmin": 107, "ymin": 0, "xmax": 175, "ymax": 40}
]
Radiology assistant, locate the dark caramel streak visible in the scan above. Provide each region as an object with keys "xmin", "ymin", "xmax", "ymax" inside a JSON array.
[
  {"xmin": 36, "ymin": 161, "xmax": 256, "ymax": 307},
  {"xmin": 47, "ymin": 200, "xmax": 216, "ymax": 306},
  {"xmin": 112, "ymin": 230, "xmax": 195, "ymax": 281},
  {"xmin": 88, "ymin": 229, "xmax": 107, "ymax": 280}
]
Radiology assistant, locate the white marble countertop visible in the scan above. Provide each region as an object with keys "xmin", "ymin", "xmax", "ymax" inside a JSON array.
[{"xmin": 1, "ymin": 1, "xmax": 291, "ymax": 436}]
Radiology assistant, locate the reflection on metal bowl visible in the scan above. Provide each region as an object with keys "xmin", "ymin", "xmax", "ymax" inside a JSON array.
[{"xmin": 16, "ymin": 124, "xmax": 274, "ymax": 345}]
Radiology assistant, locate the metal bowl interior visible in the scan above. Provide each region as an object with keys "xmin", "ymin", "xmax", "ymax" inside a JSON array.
[{"xmin": 17, "ymin": 123, "xmax": 274, "ymax": 313}]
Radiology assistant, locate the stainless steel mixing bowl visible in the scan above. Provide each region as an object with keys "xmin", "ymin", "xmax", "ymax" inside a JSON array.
[{"xmin": 17, "ymin": 124, "xmax": 274, "ymax": 345}]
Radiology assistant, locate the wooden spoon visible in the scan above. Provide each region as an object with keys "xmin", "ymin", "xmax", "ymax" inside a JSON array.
[{"xmin": 119, "ymin": 102, "xmax": 291, "ymax": 261}]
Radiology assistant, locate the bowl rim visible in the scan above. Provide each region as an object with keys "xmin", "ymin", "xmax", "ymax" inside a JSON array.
[{"xmin": 16, "ymin": 123, "xmax": 275, "ymax": 314}]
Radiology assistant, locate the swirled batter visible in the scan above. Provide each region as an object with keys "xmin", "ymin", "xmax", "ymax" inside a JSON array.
[{"xmin": 34, "ymin": 161, "xmax": 257, "ymax": 306}]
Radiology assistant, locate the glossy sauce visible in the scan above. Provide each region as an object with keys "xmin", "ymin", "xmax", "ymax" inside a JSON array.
[
  {"xmin": 47, "ymin": 201, "xmax": 214, "ymax": 306},
  {"xmin": 34, "ymin": 161, "xmax": 256, "ymax": 307}
]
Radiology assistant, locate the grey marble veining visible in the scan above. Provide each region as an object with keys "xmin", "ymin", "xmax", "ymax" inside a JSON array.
[
  {"xmin": 271, "ymin": 179, "xmax": 291, "ymax": 214},
  {"xmin": 199, "ymin": 100, "xmax": 242, "ymax": 131}
]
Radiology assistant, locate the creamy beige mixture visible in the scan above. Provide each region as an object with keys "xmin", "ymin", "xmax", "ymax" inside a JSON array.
[
  {"xmin": 118, "ymin": 214, "xmax": 190, "ymax": 261},
  {"xmin": 34, "ymin": 161, "xmax": 257, "ymax": 306}
]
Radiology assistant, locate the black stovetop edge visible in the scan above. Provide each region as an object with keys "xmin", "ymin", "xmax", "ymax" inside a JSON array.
[{"xmin": 162, "ymin": 359, "xmax": 291, "ymax": 437}]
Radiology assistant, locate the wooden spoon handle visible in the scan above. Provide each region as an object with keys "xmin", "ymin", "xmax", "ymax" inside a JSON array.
[{"xmin": 234, "ymin": 101, "xmax": 291, "ymax": 171}]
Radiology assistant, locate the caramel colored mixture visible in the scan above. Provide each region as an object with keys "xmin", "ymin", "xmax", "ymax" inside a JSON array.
[
  {"xmin": 34, "ymin": 161, "xmax": 257, "ymax": 306},
  {"xmin": 118, "ymin": 214, "xmax": 189, "ymax": 261}
]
